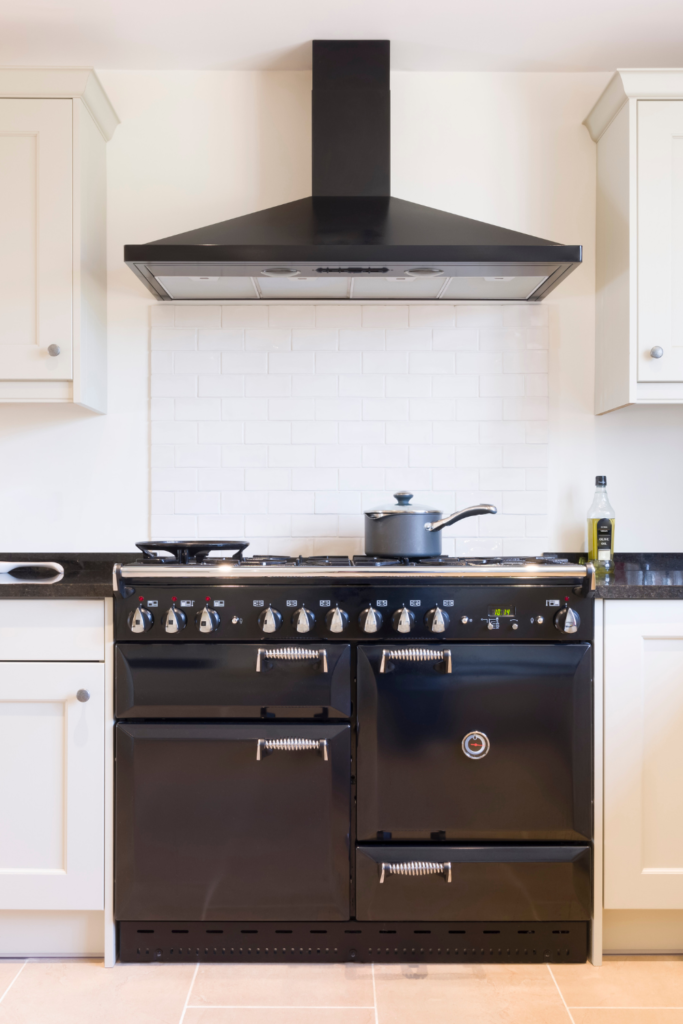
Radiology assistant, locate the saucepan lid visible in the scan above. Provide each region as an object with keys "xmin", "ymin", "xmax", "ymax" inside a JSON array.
[{"xmin": 365, "ymin": 491, "xmax": 441, "ymax": 517}]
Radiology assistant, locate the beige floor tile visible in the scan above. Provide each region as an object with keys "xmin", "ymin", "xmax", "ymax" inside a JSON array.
[
  {"xmin": 552, "ymin": 959, "xmax": 683, "ymax": 1009},
  {"xmin": 185, "ymin": 1011, "xmax": 375, "ymax": 1024},
  {"xmin": 190, "ymin": 963, "xmax": 375, "ymax": 1008},
  {"xmin": 374, "ymin": 962, "xmax": 568, "ymax": 1024},
  {"xmin": 572, "ymin": 1012, "xmax": 683, "ymax": 1024},
  {"xmin": 0, "ymin": 963, "xmax": 25, "ymax": 1002},
  {"xmin": 0, "ymin": 959, "xmax": 196, "ymax": 1024}
]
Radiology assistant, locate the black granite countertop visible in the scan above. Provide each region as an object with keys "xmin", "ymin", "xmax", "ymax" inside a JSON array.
[
  {"xmin": 0, "ymin": 553, "xmax": 137, "ymax": 599},
  {"xmin": 548, "ymin": 553, "xmax": 683, "ymax": 599}
]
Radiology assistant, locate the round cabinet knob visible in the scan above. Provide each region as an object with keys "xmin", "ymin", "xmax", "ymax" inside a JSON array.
[
  {"xmin": 651, "ymin": 346, "xmax": 664, "ymax": 359},
  {"xmin": 462, "ymin": 731, "xmax": 490, "ymax": 760},
  {"xmin": 425, "ymin": 607, "xmax": 449, "ymax": 634},
  {"xmin": 47, "ymin": 344, "xmax": 61, "ymax": 357},
  {"xmin": 325, "ymin": 606, "xmax": 349, "ymax": 634},
  {"xmin": 163, "ymin": 605, "xmax": 187, "ymax": 634},
  {"xmin": 392, "ymin": 606, "xmax": 415, "ymax": 634},
  {"xmin": 76, "ymin": 689, "xmax": 90, "ymax": 703},
  {"xmin": 359, "ymin": 606, "xmax": 382, "ymax": 634},
  {"xmin": 196, "ymin": 605, "xmax": 220, "ymax": 633},
  {"xmin": 292, "ymin": 606, "xmax": 315, "ymax": 634},
  {"xmin": 554, "ymin": 606, "xmax": 580, "ymax": 634},
  {"xmin": 128, "ymin": 606, "xmax": 153, "ymax": 633},
  {"xmin": 258, "ymin": 606, "xmax": 282, "ymax": 634}
]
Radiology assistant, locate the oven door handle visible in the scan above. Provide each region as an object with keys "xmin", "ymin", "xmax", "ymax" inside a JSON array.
[
  {"xmin": 379, "ymin": 648, "xmax": 452, "ymax": 674},
  {"xmin": 256, "ymin": 647, "xmax": 329, "ymax": 673},
  {"xmin": 379, "ymin": 861, "xmax": 452, "ymax": 884},
  {"xmin": 256, "ymin": 738, "xmax": 329, "ymax": 761}
]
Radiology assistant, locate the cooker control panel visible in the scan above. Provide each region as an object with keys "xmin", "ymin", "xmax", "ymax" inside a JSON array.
[{"xmin": 115, "ymin": 586, "xmax": 592, "ymax": 643}]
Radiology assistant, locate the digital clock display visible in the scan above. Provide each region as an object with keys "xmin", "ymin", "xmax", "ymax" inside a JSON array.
[{"xmin": 487, "ymin": 606, "xmax": 516, "ymax": 618}]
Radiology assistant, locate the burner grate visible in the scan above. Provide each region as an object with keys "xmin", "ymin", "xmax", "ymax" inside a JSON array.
[{"xmin": 298, "ymin": 556, "xmax": 352, "ymax": 567}]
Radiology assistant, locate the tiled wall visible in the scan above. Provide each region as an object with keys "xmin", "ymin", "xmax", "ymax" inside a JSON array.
[{"xmin": 150, "ymin": 304, "xmax": 549, "ymax": 556}]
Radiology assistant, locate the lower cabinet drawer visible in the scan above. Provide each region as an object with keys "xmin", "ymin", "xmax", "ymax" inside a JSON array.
[{"xmin": 356, "ymin": 845, "xmax": 591, "ymax": 921}]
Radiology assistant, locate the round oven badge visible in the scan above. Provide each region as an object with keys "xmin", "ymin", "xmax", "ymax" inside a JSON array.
[{"xmin": 462, "ymin": 731, "xmax": 490, "ymax": 759}]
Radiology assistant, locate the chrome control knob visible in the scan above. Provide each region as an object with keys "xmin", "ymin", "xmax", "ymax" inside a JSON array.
[
  {"xmin": 487, "ymin": 621, "xmax": 495, "ymax": 630},
  {"xmin": 554, "ymin": 606, "xmax": 580, "ymax": 634},
  {"xmin": 163, "ymin": 605, "xmax": 186, "ymax": 633},
  {"xmin": 511, "ymin": 622, "xmax": 519, "ymax": 630},
  {"xmin": 425, "ymin": 607, "xmax": 449, "ymax": 633},
  {"xmin": 292, "ymin": 606, "xmax": 315, "ymax": 634},
  {"xmin": 392, "ymin": 606, "xmax": 415, "ymax": 634},
  {"xmin": 258, "ymin": 607, "xmax": 282, "ymax": 634},
  {"xmin": 128, "ymin": 606, "xmax": 153, "ymax": 633},
  {"xmin": 359, "ymin": 606, "xmax": 382, "ymax": 634},
  {"xmin": 325, "ymin": 606, "xmax": 349, "ymax": 634},
  {"xmin": 196, "ymin": 605, "xmax": 220, "ymax": 633},
  {"xmin": 461, "ymin": 616, "xmax": 469, "ymax": 625}
]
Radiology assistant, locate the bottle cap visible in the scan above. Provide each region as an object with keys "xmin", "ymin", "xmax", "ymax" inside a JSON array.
[{"xmin": 595, "ymin": 475, "xmax": 606, "ymax": 486}]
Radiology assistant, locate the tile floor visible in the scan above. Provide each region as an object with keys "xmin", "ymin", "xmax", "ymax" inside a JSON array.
[{"xmin": 0, "ymin": 957, "xmax": 681, "ymax": 1024}]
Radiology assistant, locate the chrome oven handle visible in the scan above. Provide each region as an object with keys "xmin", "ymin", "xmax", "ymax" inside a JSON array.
[
  {"xmin": 379, "ymin": 648, "xmax": 452, "ymax": 674},
  {"xmin": 256, "ymin": 738, "xmax": 329, "ymax": 761},
  {"xmin": 379, "ymin": 861, "xmax": 452, "ymax": 884},
  {"xmin": 255, "ymin": 647, "xmax": 329, "ymax": 673}
]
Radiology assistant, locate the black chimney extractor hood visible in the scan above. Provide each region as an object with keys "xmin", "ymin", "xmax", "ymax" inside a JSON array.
[{"xmin": 125, "ymin": 40, "xmax": 582, "ymax": 302}]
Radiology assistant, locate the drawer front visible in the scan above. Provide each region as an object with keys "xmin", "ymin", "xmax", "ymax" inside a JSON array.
[
  {"xmin": 115, "ymin": 643, "xmax": 351, "ymax": 718},
  {"xmin": 357, "ymin": 643, "xmax": 592, "ymax": 841},
  {"xmin": 115, "ymin": 722, "xmax": 351, "ymax": 921},
  {"xmin": 0, "ymin": 600, "xmax": 104, "ymax": 661},
  {"xmin": 356, "ymin": 845, "xmax": 591, "ymax": 922}
]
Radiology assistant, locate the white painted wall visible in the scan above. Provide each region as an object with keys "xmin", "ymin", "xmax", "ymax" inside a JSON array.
[{"xmin": 0, "ymin": 69, "xmax": 680, "ymax": 552}]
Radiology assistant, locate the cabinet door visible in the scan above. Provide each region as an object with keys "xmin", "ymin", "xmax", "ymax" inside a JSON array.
[
  {"xmin": 604, "ymin": 601, "xmax": 683, "ymax": 907},
  {"xmin": 0, "ymin": 662, "xmax": 104, "ymax": 910},
  {"xmin": 637, "ymin": 101, "xmax": 683, "ymax": 383},
  {"xmin": 0, "ymin": 99, "xmax": 72, "ymax": 380}
]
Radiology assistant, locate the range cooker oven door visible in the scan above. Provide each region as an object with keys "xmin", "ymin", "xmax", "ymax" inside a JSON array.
[
  {"xmin": 357, "ymin": 643, "xmax": 592, "ymax": 842},
  {"xmin": 115, "ymin": 643, "xmax": 351, "ymax": 718},
  {"xmin": 115, "ymin": 722, "xmax": 350, "ymax": 921}
]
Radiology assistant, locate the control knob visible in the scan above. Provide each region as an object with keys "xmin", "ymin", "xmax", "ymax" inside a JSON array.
[
  {"xmin": 163, "ymin": 605, "xmax": 186, "ymax": 634},
  {"xmin": 292, "ymin": 606, "xmax": 315, "ymax": 634},
  {"xmin": 359, "ymin": 606, "xmax": 382, "ymax": 634},
  {"xmin": 325, "ymin": 606, "xmax": 349, "ymax": 634},
  {"xmin": 554, "ymin": 605, "xmax": 580, "ymax": 634},
  {"xmin": 258, "ymin": 607, "xmax": 282, "ymax": 634},
  {"xmin": 392, "ymin": 606, "xmax": 415, "ymax": 634},
  {"xmin": 128, "ymin": 605, "xmax": 153, "ymax": 633},
  {"xmin": 196, "ymin": 605, "xmax": 220, "ymax": 633},
  {"xmin": 425, "ymin": 607, "xmax": 449, "ymax": 633}
]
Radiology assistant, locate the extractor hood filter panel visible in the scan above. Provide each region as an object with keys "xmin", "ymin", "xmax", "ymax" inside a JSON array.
[{"xmin": 126, "ymin": 41, "xmax": 581, "ymax": 303}]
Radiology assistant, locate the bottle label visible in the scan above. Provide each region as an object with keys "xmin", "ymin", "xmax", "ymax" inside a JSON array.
[{"xmin": 597, "ymin": 518, "xmax": 612, "ymax": 559}]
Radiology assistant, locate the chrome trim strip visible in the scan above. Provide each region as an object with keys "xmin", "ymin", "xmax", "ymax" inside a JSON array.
[{"xmin": 115, "ymin": 562, "xmax": 588, "ymax": 582}]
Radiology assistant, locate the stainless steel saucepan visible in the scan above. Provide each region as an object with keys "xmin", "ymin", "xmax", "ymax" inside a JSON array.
[{"xmin": 364, "ymin": 491, "xmax": 497, "ymax": 558}]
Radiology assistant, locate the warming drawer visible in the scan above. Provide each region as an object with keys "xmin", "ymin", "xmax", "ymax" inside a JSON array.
[
  {"xmin": 355, "ymin": 845, "xmax": 592, "ymax": 921},
  {"xmin": 115, "ymin": 643, "xmax": 351, "ymax": 718}
]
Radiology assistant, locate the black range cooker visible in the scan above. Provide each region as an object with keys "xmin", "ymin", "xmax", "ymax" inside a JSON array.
[{"xmin": 113, "ymin": 541, "xmax": 595, "ymax": 965}]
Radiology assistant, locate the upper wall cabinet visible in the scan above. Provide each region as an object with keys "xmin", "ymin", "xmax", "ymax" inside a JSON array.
[
  {"xmin": 584, "ymin": 70, "xmax": 683, "ymax": 414},
  {"xmin": 0, "ymin": 69, "xmax": 119, "ymax": 412}
]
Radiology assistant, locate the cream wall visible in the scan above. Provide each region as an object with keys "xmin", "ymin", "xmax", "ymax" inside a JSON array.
[{"xmin": 0, "ymin": 69, "xmax": 680, "ymax": 552}]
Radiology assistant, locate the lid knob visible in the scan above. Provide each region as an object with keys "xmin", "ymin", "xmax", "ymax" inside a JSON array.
[{"xmin": 393, "ymin": 491, "xmax": 413, "ymax": 506}]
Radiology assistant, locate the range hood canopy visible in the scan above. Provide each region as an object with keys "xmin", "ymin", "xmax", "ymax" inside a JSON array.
[{"xmin": 125, "ymin": 40, "xmax": 582, "ymax": 303}]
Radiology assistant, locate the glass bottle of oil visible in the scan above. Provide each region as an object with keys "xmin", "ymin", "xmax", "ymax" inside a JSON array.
[{"xmin": 587, "ymin": 475, "xmax": 615, "ymax": 575}]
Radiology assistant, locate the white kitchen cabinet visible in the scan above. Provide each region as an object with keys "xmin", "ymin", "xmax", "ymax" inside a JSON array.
[
  {"xmin": 0, "ymin": 69, "xmax": 119, "ymax": 411},
  {"xmin": 604, "ymin": 600, "xmax": 683, "ymax": 909},
  {"xmin": 584, "ymin": 71, "xmax": 683, "ymax": 413},
  {"xmin": 0, "ymin": 661, "xmax": 104, "ymax": 910}
]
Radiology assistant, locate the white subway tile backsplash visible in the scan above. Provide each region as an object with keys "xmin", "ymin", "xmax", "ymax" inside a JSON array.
[
  {"xmin": 150, "ymin": 304, "xmax": 549, "ymax": 550},
  {"xmin": 198, "ymin": 329, "xmax": 244, "ymax": 351},
  {"xmin": 340, "ymin": 329, "xmax": 385, "ymax": 350}
]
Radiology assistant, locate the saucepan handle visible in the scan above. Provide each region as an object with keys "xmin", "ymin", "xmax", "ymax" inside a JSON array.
[{"xmin": 425, "ymin": 504, "xmax": 497, "ymax": 533}]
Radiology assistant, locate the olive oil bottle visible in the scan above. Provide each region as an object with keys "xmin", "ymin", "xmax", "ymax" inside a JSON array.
[{"xmin": 587, "ymin": 475, "xmax": 615, "ymax": 574}]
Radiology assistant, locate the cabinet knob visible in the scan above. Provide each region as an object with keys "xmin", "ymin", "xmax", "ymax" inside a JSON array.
[
  {"xmin": 76, "ymin": 689, "xmax": 90, "ymax": 702},
  {"xmin": 47, "ymin": 345, "xmax": 61, "ymax": 357},
  {"xmin": 650, "ymin": 346, "xmax": 664, "ymax": 359}
]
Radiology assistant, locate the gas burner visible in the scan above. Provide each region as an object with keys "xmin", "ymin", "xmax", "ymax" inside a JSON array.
[
  {"xmin": 236, "ymin": 555, "xmax": 298, "ymax": 567},
  {"xmin": 353, "ymin": 555, "xmax": 408, "ymax": 567},
  {"xmin": 415, "ymin": 556, "xmax": 465, "ymax": 566},
  {"xmin": 534, "ymin": 556, "xmax": 570, "ymax": 565},
  {"xmin": 299, "ymin": 556, "xmax": 352, "ymax": 567}
]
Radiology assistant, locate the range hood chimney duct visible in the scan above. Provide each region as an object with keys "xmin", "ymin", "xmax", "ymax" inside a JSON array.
[{"xmin": 312, "ymin": 40, "xmax": 390, "ymax": 197}]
